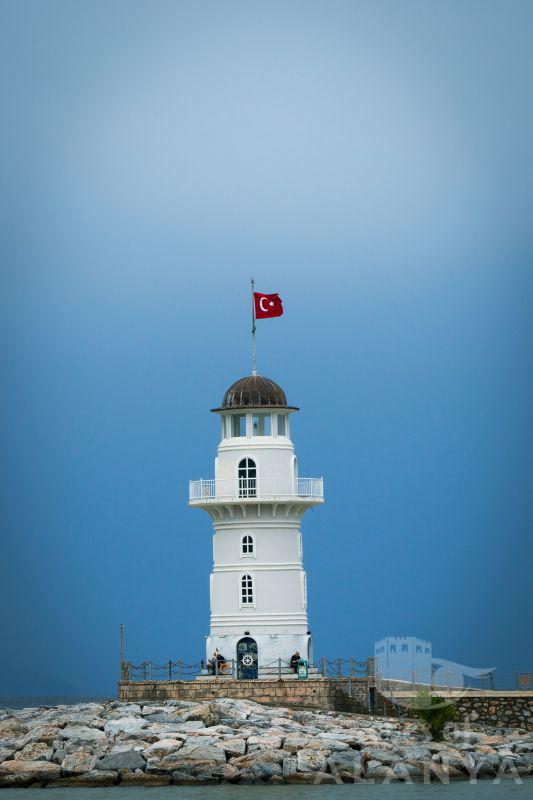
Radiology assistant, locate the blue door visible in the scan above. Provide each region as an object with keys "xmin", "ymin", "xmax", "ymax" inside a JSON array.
[{"xmin": 236, "ymin": 637, "xmax": 258, "ymax": 679}]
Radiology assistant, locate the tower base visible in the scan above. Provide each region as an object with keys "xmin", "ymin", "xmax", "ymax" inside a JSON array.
[{"xmin": 206, "ymin": 632, "xmax": 312, "ymax": 678}]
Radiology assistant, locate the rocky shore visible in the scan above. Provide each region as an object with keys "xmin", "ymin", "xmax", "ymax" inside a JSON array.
[{"xmin": 1, "ymin": 697, "xmax": 532, "ymax": 787}]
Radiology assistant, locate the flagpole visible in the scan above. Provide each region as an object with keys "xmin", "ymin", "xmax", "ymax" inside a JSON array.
[{"xmin": 251, "ymin": 278, "xmax": 257, "ymax": 376}]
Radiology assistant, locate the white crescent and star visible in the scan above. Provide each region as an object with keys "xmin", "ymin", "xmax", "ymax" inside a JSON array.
[{"xmin": 259, "ymin": 297, "xmax": 276, "ymax": 312}]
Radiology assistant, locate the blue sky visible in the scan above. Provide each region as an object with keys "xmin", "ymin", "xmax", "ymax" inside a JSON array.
[{"xmin": 1, "ymin": 0, "xmax": 532, "ymax": 695}]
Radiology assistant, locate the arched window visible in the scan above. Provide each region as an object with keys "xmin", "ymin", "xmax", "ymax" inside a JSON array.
[
  {"xmin": 238, "ymin": 458, "xmax": 256, "ymax": 497},
  {"xmin": 241, "ymin": 534, "xmax": 254, "ymax": 556},
  {"xmin": 241, "ymin": 574, "xmax": 254, "ymax": 605}
]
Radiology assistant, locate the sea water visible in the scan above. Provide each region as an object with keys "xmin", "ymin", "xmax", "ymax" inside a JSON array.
[{"xmin": 0, "ymin": 781, "xmax": 531, "ymax": 799}]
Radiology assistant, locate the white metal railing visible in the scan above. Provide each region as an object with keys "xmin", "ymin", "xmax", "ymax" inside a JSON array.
[{"xmin": 189, "ymin": 477, "xmax": 323, "ymax": 502}]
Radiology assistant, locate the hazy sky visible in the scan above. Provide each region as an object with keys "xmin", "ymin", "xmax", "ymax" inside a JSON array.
[{"xmin": 1, "ymin": 0, "xmax": 532, "ymax": 695}]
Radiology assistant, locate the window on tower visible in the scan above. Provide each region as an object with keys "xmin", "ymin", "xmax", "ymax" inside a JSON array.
[
  {"xmin": 277, "ymin": 414, "xmax": 287, "ymax": 436},
  {"xmin": 238, "ymin": 458, "xmax": 257, "ymax": 497},
  {"xmin": 241, "ymin": 534, "xmax": 254, "ymax": 556},
  {"xmin": 241, "ymin": 574, "xmax": 254, "ymax": 605},
  {"xmin": 252, "ymin": 413, "xmax": 271, "ymax": 436},
  {"xmin": 231, "ymin": 415, "xmax": 246, "ymax": 437}
]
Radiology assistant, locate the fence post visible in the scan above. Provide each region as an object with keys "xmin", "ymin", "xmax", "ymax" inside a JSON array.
[
  {"xmin": 143, "ymin": 661, "xmax": 147, "ymax": 682},
  {"xmin": 348, "ymin": 657, "xmax": 353, "ymax": 697},
  {"xmin": 120, "ymin": 623, "xmax": 125, "ymax": 681},
  {"xmin": 149, "ymin": 660, "xmax": 153, "ymax": 682},
  {"xmin": 337, "ymin": 657, "xmax": 342, "ymax": 678},
  {"xmin": 412, "ymin": 670, "xmax": 416, "ymax": 690},
  {"xmin": 278, "ymin": 658, "xmax": 282, "ymax": 679},
  {"xmin": 168, "ymin": 660, "xmax": 172, "ymax": 680},
  {"xmin": 489, "ymin": 671, "xmax": 494, "ymax": 690},
  {"xmin": 321, "ymin": 656, "xmax": 326, "ymax": 677},
  {"xmin": 366, "ymin": 656, "xmax": 374, "ymax": 677},
  {"xmin": 232, "ymin": 659, "xmax": 236, "ymax": 678},
  {"xmin": 215, "ymin": 657, "xmax": 219, "ymax": 677}
]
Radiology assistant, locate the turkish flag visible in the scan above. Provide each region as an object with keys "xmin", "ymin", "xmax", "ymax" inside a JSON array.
[{"xmin": 254, "ymin": 292, "xmax": 283, "ymax": 319}]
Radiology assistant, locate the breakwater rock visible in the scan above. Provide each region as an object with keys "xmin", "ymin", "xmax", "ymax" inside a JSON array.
[{"xmin": 0, "ymin": 698, "xmax": 532, "ymax": 787}]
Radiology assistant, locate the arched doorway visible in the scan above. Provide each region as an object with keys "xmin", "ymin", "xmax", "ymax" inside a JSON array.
[
  {"xmin": 238, "ymin": 458, "xmax": 256, "ymax": 498},
  {"xmin": 236, "ymin": 636, "xmax": 258, "ymax": 679}
]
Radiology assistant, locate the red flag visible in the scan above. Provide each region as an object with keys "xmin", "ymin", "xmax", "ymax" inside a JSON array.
[{"xmin": 254, "ymin": 292, "xmax": 283, "ymax": 319}]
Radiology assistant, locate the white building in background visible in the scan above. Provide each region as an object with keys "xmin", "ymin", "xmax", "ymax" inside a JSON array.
[
  {"xmin": 189, "ymin": 374, "xmax": 324, "ymax": 678},
  {"xmin": 375, "ymin": 636, "xmax": 433, "ymax": 683}
]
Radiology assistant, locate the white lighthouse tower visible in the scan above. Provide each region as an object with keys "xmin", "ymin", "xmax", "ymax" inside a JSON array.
[{"xmin": 189, "ymin": 374, "xmax": 324, "ymax": 678}]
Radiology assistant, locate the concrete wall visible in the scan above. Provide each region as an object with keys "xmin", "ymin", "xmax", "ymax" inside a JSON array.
[
  {"xmin": 453, "ymin": 694, "xmax": 533, "ymax": 730},
  {"xmin": 213, "ymin": 527, "xmax": 301, "ymax": 565},
  {"xmin": 376, "ymin": 687, "xmax": 533, "ymax": 731},
  {"xmin": 118, "ymin": 677, "xmax": 369, "ymax": 712},
  {"xmin": 206, "ymin": 633, "xmax": 311, "ymax": 669},
  {"xmin": 118, "ymin": 677, "xmax": 533, "ymax": 730}
]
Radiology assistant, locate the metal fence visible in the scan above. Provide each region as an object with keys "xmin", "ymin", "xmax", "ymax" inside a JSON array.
[
  {"xmin": 121, "ymin": 660, "xmax": 203, "ymax": 682},
  {"xmin": 320, "ymin": 657, "xmax": 373, "ymax": 678},
  {"xmin": 120, "ymin": 656, "xmax": 375, "ymax": 682},
  {"xmin": 189, "ymin": 477, "xmax": 324, "ymax": 501}
]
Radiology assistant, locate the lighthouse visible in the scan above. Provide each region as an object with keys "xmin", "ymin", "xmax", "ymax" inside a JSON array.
[{"xmin": 189, "ymin": 374, "xmax": 324, "ymax": 678}]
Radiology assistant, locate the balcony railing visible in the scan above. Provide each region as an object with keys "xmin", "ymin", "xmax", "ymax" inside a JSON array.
[{"xmin": 189, "ymin": 477, "xmax": 323, "ymax": 502}]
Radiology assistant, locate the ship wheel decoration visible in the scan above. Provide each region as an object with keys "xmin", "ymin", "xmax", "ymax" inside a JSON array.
[{"xmin": 241, "ymin": 654, "xmax": 254, "ymax": 667}]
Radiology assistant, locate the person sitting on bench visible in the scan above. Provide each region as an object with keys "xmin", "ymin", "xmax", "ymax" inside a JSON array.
[
  {"xmin": 207, "ymin": 649, "xmax": 220, "ymax": 674},
  {"xmin": 208, "ymin": 649, "xmax": 227, "ymax": 675},
  {"xmin": 290, "ymin": 651, "xmax": 301, "ymax": 673}
]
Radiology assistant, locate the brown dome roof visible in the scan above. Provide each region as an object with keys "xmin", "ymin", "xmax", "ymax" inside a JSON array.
[{"xmin": 212, "ymin": 375, "xmax": 298, "ymax": 412}]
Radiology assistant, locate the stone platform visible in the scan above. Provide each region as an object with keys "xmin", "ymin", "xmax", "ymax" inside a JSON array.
[
  {"xmin": 118, "ymin": 677, "xmax": 533, "ymax": 730},
  {"xmin": 118, "ymin": 677, "xmax": 370, "ymax": 712}
]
